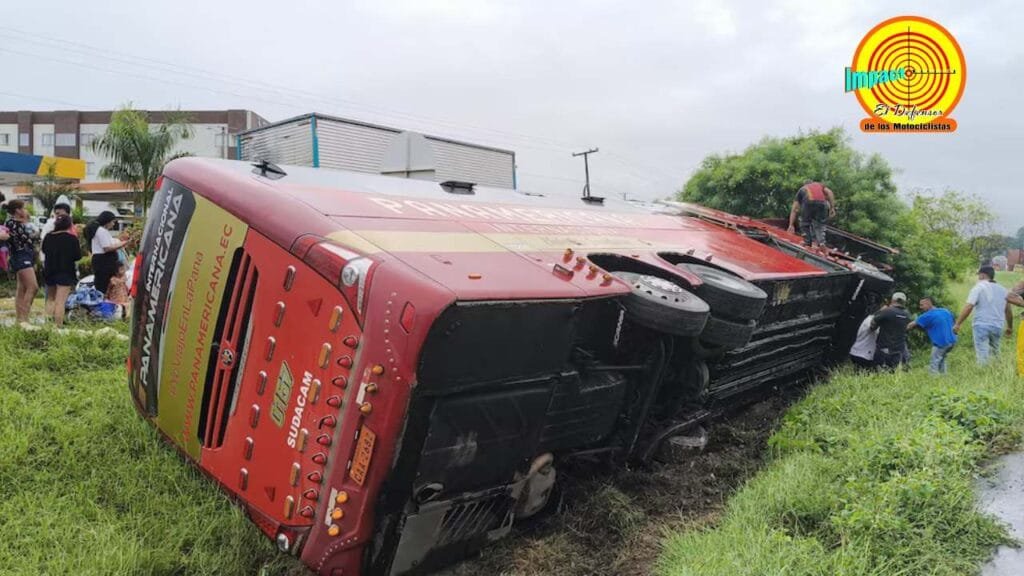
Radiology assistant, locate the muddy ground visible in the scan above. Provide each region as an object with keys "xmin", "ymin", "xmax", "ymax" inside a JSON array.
[{"xmin": 436, "ymin": 390, "xmax": 800, "ymax": 576}]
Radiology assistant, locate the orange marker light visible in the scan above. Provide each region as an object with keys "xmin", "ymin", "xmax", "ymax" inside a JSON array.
[
  {"xmin": 331, "ymin": 508, "xmax": 345, "ymax": 521},
  {"xmin": 371, "ymin": 364, "xmax": 385, "ymax": 375},
  {"xmin": 284, "ymin": 496, "xmax": 296, "ymax": 519},
  {"xmin": 336, "ymin": 491, "xmax": 349, "ymax": 504},
  {"xmin": 359, "ymin": 402, "xmax": 373, "ymax": 415},
  {"xmin": 318, "ymin": 343, "xmax": 333, "ymax": 369},
  {"xmin": 329, "ymin": 306, "xmax": 344, "ymax": 332},
  {"xmin": 468, "ymin": 273, "xmax": 482, "ymax": 280},
  {"xmin": 328, "ymin": 524, "xmax": 341, "ymax": 537}
]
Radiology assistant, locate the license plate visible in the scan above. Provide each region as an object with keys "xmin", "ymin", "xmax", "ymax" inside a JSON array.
[{"xmin": 349, "ymin": 426, "xmax": 376, "ymax": 486}]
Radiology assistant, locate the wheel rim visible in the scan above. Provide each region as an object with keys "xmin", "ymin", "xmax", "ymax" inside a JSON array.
[{"xmin": 638, "ymin": 275, "xmax": 684, "ymax": 294}]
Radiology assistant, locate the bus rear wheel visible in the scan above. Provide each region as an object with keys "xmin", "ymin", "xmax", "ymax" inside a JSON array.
[{"xmin": 614, "ymin": 272, "xmax": 710, "ymax": 337}]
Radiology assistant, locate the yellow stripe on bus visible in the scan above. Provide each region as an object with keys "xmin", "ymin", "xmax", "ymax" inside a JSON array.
[{"xmin": 326, "ymin": 230, "xmax": 664, "ymax": 254}]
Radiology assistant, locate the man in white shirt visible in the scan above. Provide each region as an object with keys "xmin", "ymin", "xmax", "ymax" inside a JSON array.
[
  {"xmin": 954, "ymin": 265, "xmax": 1009, "ymax": 364},
  {"xmin": 849, "ymin": 314, "xmax": 878, "ymax": 369}
]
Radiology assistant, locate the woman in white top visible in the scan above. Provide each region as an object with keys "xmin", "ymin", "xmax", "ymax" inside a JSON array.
[{"xmin": 84, "ymin": 211, "xmax": 125, "ymax": 293}]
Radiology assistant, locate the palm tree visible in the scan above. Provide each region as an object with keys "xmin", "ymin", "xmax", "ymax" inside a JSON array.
[
  {"xmin": 24, "ymin": 161, "xmax": 80, "ymax": 215},
  {"xmin": 92, "ymin": 106, "xmax": 193, "ymax": 216}
]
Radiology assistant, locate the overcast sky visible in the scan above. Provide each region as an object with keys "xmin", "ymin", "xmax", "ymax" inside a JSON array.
[{"xmin": 1, "ymin": 0, "xmax": 1020, "ymax": 232}]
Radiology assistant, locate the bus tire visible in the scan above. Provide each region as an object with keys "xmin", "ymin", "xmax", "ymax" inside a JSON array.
[
  {"xmin": 700, "ymin": 315, "xmax": 756, "ymax": 349},
  {"xmin": 676, "ymin": 263, "xmax": 768, "ymax": 321},
  {"xmin": 615, "ymin": 272, "xmax": 710, "ymax": 337}
]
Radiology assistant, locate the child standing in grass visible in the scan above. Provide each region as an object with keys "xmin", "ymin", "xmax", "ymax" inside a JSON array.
[{"xmin": 105, "ymin": 262, "xmax": 131, "ymax": 319}]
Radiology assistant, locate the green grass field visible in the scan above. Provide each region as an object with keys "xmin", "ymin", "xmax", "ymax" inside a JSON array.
[
  {"xmin": 1, "ymin": 271, "xmax": 1021, "ymax": 575},
  {"xmin": 0, "ymin": 326, "xmax": 303, "ymax": 575},
  {"xmin": 659, "ymin": 271, "xmax": 1024, "ymax": 576}
]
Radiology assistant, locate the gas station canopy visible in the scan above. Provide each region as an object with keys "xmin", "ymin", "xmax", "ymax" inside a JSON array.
[{"xmin": 0, "ymin": 151, "xmax": 86, "ymax": 185}]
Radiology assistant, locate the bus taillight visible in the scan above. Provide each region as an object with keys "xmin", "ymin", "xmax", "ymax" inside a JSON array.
[{"xmin": 301, "ymin": 242, "xmax": 376, "ymax": 325}]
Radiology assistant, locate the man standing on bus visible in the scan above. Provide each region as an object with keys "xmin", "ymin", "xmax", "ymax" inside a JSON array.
[{"xmin": 787, "ymin": 180, "xmax": 836, "ymax": 248}]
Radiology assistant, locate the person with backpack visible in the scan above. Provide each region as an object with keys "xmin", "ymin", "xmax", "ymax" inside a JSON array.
[
  {"xmin": 4, "ymin": 199, "xmax": 40, "ymax": 324},
  {"xmin": 787, "ymin": 180, "xmax": 836, "ymax": 248}
]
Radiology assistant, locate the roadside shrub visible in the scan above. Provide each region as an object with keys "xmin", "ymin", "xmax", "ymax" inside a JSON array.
[
  {"xmin": 928, "ymin": 388, "xmax": 1018, "ymax": 446},
  {"xmin": 849, "ymin": 418, "xmax": 982, "ymax": 482},
  {"xmin": 660, "ymin": 296, "xmax": 1022, "ymax": 576}
]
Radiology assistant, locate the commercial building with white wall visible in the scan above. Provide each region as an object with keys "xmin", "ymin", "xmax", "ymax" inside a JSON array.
[
  {"xmin": 0, "ymin": 109, "xmax": 268, "ymax": 213},
  {"xmin": 238, "ymin": 113, "xmax": 517, "ymax": 189}
]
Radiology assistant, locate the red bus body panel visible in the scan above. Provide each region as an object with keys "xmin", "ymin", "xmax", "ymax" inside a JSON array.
[{"xmin": 132, "ymin": 158, "xmax": 883, "ymax": 575}]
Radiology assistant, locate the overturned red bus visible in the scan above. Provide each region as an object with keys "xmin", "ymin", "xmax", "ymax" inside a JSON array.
[{"xmin": 129, "ymin": 157, "xmax": 893, "ymax": 575}]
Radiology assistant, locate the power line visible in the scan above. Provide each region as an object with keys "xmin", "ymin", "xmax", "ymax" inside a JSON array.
[
  {"xmin": 0, "ymin": 25, "xmax": 690, "ymax": 192},
  {"xmin": 516, "ymin": 171, "xmax": 585, "ymax": 184},
  {"xmin": 0, "ymin": 27, "xmax": 583, "ymax": 154},
  {"xmin": 0, "ymin": 25, "xmax": 687, "ymax": 176},
  {"xmin": 0, "ymin": 90, "xmax": 80, "ymax": 108}
]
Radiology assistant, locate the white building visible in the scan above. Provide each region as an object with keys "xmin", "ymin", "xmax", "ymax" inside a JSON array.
[
  {"xmin": 0, "ymin": 109, "xmax": 268, "ymax": 216},
  {"xmin": 238, "ymin": 113, "xmax": 517, "ymax": 190}
]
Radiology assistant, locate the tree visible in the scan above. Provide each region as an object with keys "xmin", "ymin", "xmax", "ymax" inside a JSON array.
[
  {"xmin": 23, "ymin": 160, "xmax": 80, "ymax": 216},
  {"xmin": 92, "ymin": 106, "xmax": 193, "ymax": 216},
  {"xmin": 972, "ymin": 234, "xmax": 1015, "ymax": 260},
  {"xmin": 678, "ymin": 128, "xmax": 997, "ymax": 302},
  {"xmin": 680, "ymin": 128, "xmax": 905, "ymax": 244}
]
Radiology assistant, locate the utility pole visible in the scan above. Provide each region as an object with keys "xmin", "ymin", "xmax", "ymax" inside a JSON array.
[{"xmin": 572, "ymin": 148, "xmax": 599, "ymax": 199}]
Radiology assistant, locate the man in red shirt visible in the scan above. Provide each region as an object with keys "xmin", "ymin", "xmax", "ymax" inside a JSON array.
[{"xmin": 787, "ymin": 180, "xmax": 836, "ymax": 247}]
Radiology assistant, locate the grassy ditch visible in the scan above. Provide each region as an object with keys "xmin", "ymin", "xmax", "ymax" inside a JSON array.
[
  {"xmin": 2, "ymin": 271, "xmax": 1021, "ymax": 575},
  {"xmin": 659, "ymin": 273, "xmax": 1024, "ymax": 576},
  {"xmin": 0, "ymin": 326, "xmax": 302, "ymax": 575}
]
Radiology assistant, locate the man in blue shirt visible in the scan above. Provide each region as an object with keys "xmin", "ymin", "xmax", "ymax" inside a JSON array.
[{"xmin": 909, "ymin": 296, "xmax": 957, "ymax": 374}]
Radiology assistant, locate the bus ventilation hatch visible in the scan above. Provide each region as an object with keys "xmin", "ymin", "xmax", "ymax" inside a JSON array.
[
  {"xmin": 438, "ymin": 496, "xmax": 513, "ymax": 546},
  {"xmin": 199, "ymin": 249, "xmax": 259, "ymax": 449}
]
